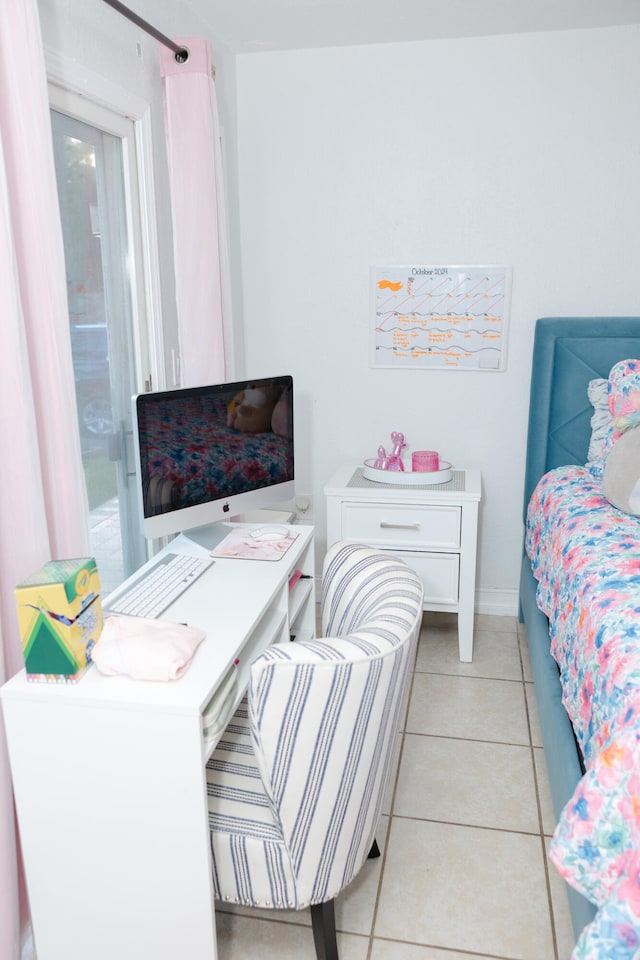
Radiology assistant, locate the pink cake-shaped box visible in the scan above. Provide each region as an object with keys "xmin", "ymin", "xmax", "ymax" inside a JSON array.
[{"xmin": 412, "ymin": 450, "xmax": 439, "ymax": 472}]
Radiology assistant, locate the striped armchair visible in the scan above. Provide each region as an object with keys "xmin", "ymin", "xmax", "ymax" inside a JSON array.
[{"xmin": 205, "ymin": 541, "xmax": 424, "ymax": 959}]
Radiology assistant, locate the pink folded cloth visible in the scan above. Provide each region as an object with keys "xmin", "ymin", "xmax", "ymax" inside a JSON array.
[{"xmin": 91, "ymin": 616, "xmax": 206, "ymax": 681}]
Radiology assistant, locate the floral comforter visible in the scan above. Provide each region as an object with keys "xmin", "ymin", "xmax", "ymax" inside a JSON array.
[{"xmin": 526, "ymin": 465, "xmax": 640, "ymax": 959}]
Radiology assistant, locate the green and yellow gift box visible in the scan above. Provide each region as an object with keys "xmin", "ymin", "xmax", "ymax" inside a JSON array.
[{"xmin": 15, "ymin": 558, "xmax": 103, "ymax": 683}]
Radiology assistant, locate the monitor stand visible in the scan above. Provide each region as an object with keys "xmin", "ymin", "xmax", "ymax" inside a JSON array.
[
  {"xmin": 183, "ymin": 521, "xmax": 234, "ymax": 552},
  {"xmin": 184, "ymin": 507, "xmax": 295, "ymax": 552}
]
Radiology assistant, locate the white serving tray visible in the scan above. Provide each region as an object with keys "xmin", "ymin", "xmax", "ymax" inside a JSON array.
[{"xmin": 362, "ymin": 459, "xmax": 453, "ymax": 485}]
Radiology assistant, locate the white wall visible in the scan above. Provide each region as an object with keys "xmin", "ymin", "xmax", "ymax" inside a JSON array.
[{"xmin": 234, "ymin": 25, "xmax": 640, "ymax": 612}]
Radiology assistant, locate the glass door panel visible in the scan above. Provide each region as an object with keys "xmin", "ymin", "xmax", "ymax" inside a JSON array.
[{"xmin": 51, "ymin": 108, "xmax": 146, "ymax": 592}]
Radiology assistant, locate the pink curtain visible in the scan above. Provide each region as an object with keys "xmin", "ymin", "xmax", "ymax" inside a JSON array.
[
  {"xmin": 160, "ymin": 38, "xmax": 232, "ymax": 387},
  {"xmin": 0, "ymin": 2, "xmax": 91, "ymax": 957}
]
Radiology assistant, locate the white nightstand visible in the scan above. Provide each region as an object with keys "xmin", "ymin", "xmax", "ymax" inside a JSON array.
[{"xmin": 324, "ymin": 466, "xmax": 481, "ymax": 661}]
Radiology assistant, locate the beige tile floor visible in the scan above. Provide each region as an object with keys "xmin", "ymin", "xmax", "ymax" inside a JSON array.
[{"xmin": 214, "ymin": 611, "xmax": 577, "ymax": 960}]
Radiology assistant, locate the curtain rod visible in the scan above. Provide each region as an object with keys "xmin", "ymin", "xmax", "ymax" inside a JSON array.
[{"xmin": 101, "ymin": 0, "xmax": 190, "ymax": 62}]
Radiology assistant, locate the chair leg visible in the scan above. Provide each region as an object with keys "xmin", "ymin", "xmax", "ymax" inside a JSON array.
[
  {"xmin": 310, "ymin": 899, "xmax": 339, "ymax": 960},
  {"xmin": 368, "ymin": 838, "xmax": 381, "ymax": 859}
]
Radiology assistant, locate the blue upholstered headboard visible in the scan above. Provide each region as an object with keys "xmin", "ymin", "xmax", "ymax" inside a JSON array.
[{"xmin": 523, "ymin": 316, "xmax": 640, "ymax": 518}]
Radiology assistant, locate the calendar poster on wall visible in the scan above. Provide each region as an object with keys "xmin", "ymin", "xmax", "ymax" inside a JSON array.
[{"xmin": 371, "ymin": 264, "xmax": 511, "ymax": 371}]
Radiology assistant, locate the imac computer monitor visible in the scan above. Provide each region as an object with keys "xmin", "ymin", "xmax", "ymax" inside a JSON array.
[{"xmin": 133, "ymin": 375, "xmax": 294, "ymax": 539}]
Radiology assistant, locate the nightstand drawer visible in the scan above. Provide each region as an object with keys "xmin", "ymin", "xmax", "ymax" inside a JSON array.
[
  {"xmin": 400, "ymin": 551, "xmax": 460, "ymax": 605},
  {"xmin": 340, "ymin": 502, "xmax": 461, "ymax": 549}
]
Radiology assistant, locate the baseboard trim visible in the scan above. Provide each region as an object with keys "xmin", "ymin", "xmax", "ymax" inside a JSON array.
[{"xmin": 476, "ymin": 587, "xmax": 520, "ymax": 618}]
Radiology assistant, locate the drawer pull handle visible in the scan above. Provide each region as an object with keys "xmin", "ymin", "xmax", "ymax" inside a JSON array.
[{"xmin": 379, "ymin": 521, "xmax": 421, "ymax": 530}]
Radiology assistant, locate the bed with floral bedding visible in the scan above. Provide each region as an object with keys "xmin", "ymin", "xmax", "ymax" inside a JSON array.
[
  {"xmin": 527, "ymin": 464, "xmax": 640, "ymax": 958},
  {"xmin": 520, "ymin": 318, "xmax": 640, "ymax": 958}
]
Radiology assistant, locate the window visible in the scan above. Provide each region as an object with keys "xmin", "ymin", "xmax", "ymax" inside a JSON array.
[{"xmin": 50, "ymin": 89, "xmax": 151, "ymax": 591}]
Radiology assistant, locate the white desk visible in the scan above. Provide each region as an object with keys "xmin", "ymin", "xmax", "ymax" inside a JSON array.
[{"xmin": 1, "ymin": 523, "xmax": 315, "ymax": 960}]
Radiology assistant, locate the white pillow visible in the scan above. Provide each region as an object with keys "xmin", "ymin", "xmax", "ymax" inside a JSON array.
[
  {"xmin": 586, "ymin": 377, "xmax": 610, "ymax": 474},
  {"xmin": 602, "ymin": 427, "xmax": 640, "ymax": 515}
]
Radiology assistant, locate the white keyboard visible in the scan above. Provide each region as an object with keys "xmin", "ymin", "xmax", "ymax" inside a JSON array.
[{"xmin": 105, "ymin": 552, "xmax": 214, "ymax": 619}]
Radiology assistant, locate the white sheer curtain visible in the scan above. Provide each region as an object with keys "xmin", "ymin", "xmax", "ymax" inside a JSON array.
[
  {"xmin": 160, "ymin": 37, "xmax": 232, "ymax": 387},
  {"xmin": 0, "ymin": 2, "xmax": 91, "ymax": 957}
]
